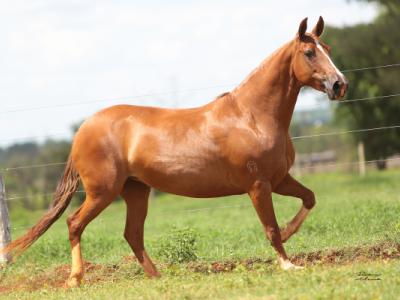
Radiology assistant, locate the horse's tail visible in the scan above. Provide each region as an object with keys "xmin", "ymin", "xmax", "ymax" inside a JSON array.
[{"xmin": 1, "ymin": 156, "xmax": 80, "ymax": 258}]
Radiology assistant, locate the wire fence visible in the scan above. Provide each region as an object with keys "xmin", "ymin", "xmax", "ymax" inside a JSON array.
[
  {"xmin": 0, "ymin": 84, "xmax": 233, "ymax": 115},
  {"xmin": 5, "ymin": 190, "xmax": 86, "ymax": 202},
  {"xmin": 341, "ymin": 63, "xmax": 400, "ymax": 73},
  {"xmin": 9, "ymin": 202, "xmax": 256, "ymax": 231},
  {"xmin": 1, "ymin": 162, "xmax": 66, "ymax": 172},
  {"xmin": 0, "ymin": 62, "xmax": 399, "ymax": 116},
  {"xmin": 4, "ymin": 156, "xmax": 400, "ymax": 204},
  {"xmin": 1, "ymin": 61, "xmax": 400, "ymax": 231},
  {"xmin": 291, "ymin": 124, "xmax": 400, "ymax": 140},
  {"xmin": 299, "ymin": 92, "xmax": 400, "ymax": 110},
  {"xmin": 4, "ymin": 159, "xmax": 400, "ymax": 229},
  {"xmin": 0, "ymin": 61, "xmax": 399, "ymax": 145},
  {"xmin": 297, "ymin": 156, "xmax": 400, "ymax": 170},
  {"xmin": 336, "ymin": 92, "xmax": 400, "ymax": 104},
  {"xmin": 2, "ymin": 91, "xmax": 400, "ymax": 145}
]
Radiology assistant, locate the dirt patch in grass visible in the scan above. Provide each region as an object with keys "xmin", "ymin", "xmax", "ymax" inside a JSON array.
[
  {"xmin": 291, "ymin": 241, "xmax": 400, "ymax": 266},
  {"xmin": 0, "ymin": 241, "xmax": 398, "ymax": 294},
  {"xmin": 188, "ymin": 241, "xmax": 400, "ymax": 273},
  {"xmin": 0, "ymin": 261, "xmax": 121, "ymax": 294}
]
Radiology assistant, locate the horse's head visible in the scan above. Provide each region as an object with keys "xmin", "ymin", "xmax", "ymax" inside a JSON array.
[{"xmin": 292, "ymin": 17, "xmax": 348, "ymax": 100}]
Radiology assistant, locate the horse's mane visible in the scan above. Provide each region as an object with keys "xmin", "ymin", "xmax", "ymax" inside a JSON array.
[{"xmin": 215, "ymin": 92, "xmax": 230, "ymax": 100}]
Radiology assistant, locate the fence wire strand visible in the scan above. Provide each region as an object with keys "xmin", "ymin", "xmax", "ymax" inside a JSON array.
[
  {"xmin": 297, "ymin": 157, "xmax": 400, "ymax": 170},
  {"xmin": 341, "ymin": 63, "xmax": 400, "ymax": 73},
  {"xmin": 0, "ymin": 84, "xmax": 234, "ymax": 115},
  {"xmin": 0, "ymin": 62, "xmax": 399, "ymax": 116},
  {"xmin": 1, "ymin": 162, "xmax": 66, "ymax": 172},
  {"xmin": 291, "ymin": 125, "xmax": 400, "ymax": 140},
  {"xmin": 338, "ymin": 92, "xmax": 400, "ymax": 104}
]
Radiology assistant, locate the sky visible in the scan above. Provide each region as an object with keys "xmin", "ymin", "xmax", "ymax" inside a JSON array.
[{"xmin": 0, "ymin": 0, "xmax": 378, "ymax": 146}]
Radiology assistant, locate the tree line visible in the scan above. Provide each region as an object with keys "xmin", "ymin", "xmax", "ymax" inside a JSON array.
[{"xmin": 325, "ymin": 0, "xmax": 400, "ymax": 168}]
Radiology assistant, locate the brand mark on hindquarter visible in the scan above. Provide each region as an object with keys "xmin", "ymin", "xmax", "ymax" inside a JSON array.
[{"xmin": 246, "ymin": 160, "xmax": 258, "ymax": 173}]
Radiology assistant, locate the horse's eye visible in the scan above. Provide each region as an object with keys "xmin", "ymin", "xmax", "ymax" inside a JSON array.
[{"xmin": 304, "ymin": 49, "xmax": 315, "ymax": 58}]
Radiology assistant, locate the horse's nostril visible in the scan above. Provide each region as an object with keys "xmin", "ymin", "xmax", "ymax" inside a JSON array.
[{"xmin": 332, "ymin": 81, "xmax": 341, "ymax": 95}]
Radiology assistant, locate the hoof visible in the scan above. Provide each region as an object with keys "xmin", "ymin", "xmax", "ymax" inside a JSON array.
[
  {"xmin": 279, "ymin": 260, "xmax": 304, "ymax": 270},
  {"xmin": 64, "ymin": 277, "xmax": 81, "ymax": 288}
]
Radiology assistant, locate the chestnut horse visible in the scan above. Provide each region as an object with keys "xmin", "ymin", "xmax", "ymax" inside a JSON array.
[{"xmin": 3, "ymin": 17, "xmax": 347, "ymax": 287}]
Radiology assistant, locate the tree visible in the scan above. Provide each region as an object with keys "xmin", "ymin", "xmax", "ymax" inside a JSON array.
[{"xmin": 324, "ymin": 0, "xmax": 400, "ymax": 169}]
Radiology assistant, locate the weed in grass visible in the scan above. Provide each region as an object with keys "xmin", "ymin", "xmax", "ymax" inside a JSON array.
[{"xmin": 155, "ymin": 226, "xmax": 198, "ymax": 264}]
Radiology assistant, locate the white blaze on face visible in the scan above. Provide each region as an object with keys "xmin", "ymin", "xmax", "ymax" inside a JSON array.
[{"xmin": 316, "ymin": 42, "xmax": 345, "ymax": 81}]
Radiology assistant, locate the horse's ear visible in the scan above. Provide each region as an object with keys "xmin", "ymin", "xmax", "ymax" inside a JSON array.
[
  {"xmin": 312, "ymin": 16, "xmax": 324, "ymax": 37},
  {"xmin": 298, "ymin": 17, "xmax": 308, "ymax": 40}
]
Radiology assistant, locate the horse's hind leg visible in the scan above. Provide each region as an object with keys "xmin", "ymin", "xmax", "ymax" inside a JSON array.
[
  {"xmin": 121, "ymin": 179, "xmax": 160, "ymax": 278},
  {"xmin": 274, "ymin": 173, "xmax": 315, "ymax": 243},
  {"xmin": 65, "ymin": 183, "xmax": 122, "ymax": 287}
]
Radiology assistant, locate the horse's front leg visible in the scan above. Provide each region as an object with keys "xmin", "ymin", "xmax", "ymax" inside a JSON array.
[
  {"xmin": 274, "ymin": 173, "xmax": 315, "ymax": 243},
  {"xmin": 248, "ymin": 180, "xmax": 302, "ymax": 270}
]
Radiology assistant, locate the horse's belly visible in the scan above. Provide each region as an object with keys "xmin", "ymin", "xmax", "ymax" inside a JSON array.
[
  {"xmin": 131, "ymin": 156, "xmax": 245, "ymax": 197},
  {"xmin": 148, "ymin": 176, "xmax": 244, "ymax": 198}
]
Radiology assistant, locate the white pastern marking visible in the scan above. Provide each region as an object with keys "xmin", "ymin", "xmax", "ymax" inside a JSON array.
[{"xmin": 316, "ymin": 42, "xmax": 344, "ymax": 80}]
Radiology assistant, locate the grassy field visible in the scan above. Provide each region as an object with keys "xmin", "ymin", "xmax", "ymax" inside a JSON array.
[{"xmin": 0, "ymin": 170, "xmax": 399, "ymax": 299}]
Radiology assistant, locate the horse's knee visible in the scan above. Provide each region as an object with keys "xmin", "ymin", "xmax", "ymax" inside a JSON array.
[{"xmin": 302, "ymin": 190, "xmax": 316, "ymax": 209}]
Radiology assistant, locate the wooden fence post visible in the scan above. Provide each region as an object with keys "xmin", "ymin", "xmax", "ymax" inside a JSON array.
[
  {"xmin": 358, "ymin": 141, "xmax": 366, "ymax": 176},
  {"xmin": 0, "ymin": 175, "xmax": 11, "ymax": 264}
]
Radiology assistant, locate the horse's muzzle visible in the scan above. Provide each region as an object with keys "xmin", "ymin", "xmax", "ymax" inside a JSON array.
[{"xmin": 325, "ymin": 76, "xmax": 348, "ymax": 100}]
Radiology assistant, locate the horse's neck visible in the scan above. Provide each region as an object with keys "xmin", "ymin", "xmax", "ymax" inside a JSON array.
[{"xmin": 233, "ymin": 40, "xmax": 301, "ymax": 131}]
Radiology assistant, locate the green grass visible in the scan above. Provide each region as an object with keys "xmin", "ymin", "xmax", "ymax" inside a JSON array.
[
  {"xmin": 3, "ymin": 261, "xmax": 400, "ymax": 300},
  {"xmin": 1, "ymin": 170, "xmax": 400, "ymax": 299}
]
